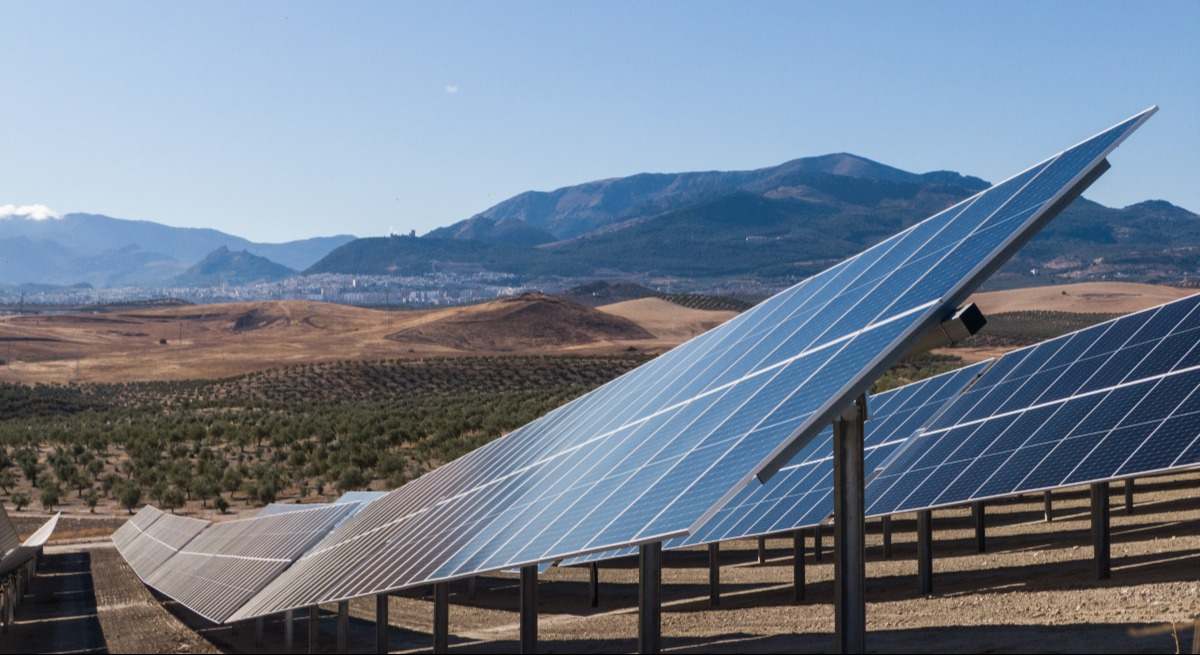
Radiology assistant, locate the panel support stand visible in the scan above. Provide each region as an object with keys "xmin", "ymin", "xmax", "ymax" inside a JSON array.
[
  {"xmin": 1091, "ymin": 482, "xmax": 1111, "ymax": 580},
  {"xmin": 972, "ymin": 501, "xmax": 986, "ymax": 553},
  {"xmin": 520, "ymin": 565, "xmax": 538, "ymax": 654},
  {"xmin": 307, "ymin": 606, "xmax": 320, "ymax": 655},
  {"xmin": 793, "ymin": 529, "xmax": 805, "ymax": 602},
  {"xmin": 813, "ymin": 524, "xmax": 823, "ymax": 562},
  {"xmin": 757, "ymin": 535, "xmax": 767, "ymax": 564},
  {"xmin": 255, "ymin": 616, "xmax": 264, "ymax": 649},
  {"xmin": 833, "ymin": 394, "xmax": 867, "ymax": 654},
  {"xmin": 433, "ymin": 582, "xmax": 449, "ymax": 654},
  {"xmin": 881, "ymin": 515, "xmax": 893, "ymax": 559},
  {"xmin": 589, "ymin": 562, "xmax": 600, "ymax": 608},
  {"xmin": 638, "ymin": 541, "xmax": 663, "ymax": 654},
  {"xmin": 1043, "ymin": 490, "xmax": 1053, "ymax": 522},
  {"xmin": 917, "ymin": 509, "xmax": 933, "ymax": 596},
  {"xmin": 376, "ymin": 593, "xmax": 389, "ymax": 654},
  {"xmin": 285, "ymin": 609, "xmax": 294, "ymax": 652},
  {"xmin": 707, "ymin": 542, "xmax": 720, "ymax": 608},
  {"xmin": 337, "ymin": 600, "xmax": 349, "ymax": 653},
  {"xmin": 1125, "ymin": 478, "xmax": 1135, "ymax": 514}
]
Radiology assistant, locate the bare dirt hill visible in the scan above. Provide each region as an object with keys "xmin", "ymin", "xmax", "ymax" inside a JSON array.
[
  {"xmin": 0, "ymin": 294, "xmax": 729, "ymax": 384},
  {"xmin": 387, "ymin": 293, "xmax": 653, "ymax": 351},
  {"xmin": 597, "ymin": 297, "xmax": 738, "ymax": 344},
  {"xmin": 969, "ymin": 282, "xmax": 1195, "ymax": 315}
]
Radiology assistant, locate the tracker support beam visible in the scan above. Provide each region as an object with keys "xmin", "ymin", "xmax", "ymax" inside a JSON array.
[
  {"xmin": 520, "ymin": 565, "xmax": 538, "ymax": 654},
  {"xmin": 972, "ymin": 501, "xmax": 986, "ymax": 553},
  {"xmin": 917, "ymin": 510, "xmax": 933, "ymax": 595},
  {"xmin": 638, "ymin": 541, "xmax": 663, "ymax": 654},
  {"xmin": 1043, "ymin": 490, "xmax": 1053, "ymax": 522},
  {"xmin": 793, "ymin": 530, "xmax": 805, "ymax": 602},
  {"xmin": 833, "ymin": 394, "xmax": 867, "ymax": 654},
  {"xmin": 433, "ymin": 582, "xmax": 449, "ymax": 654},
  {"xmin": 707, "ymin": 543, "xmax": 720, "ymax": 608},
  {"xmin": 376, "ymin": 593, "xmax": 389, "ymax": 654},
  {"xmin": 589, "ymin": 562, "xmax": 600, "ymax": 608},
  {"xmin": 881, "ymin": 516, "xmax": 893, "ymax": 559},
  {"xmin": 1091, "ymin": 482, "xmax": 1111, "ymax": 580}
]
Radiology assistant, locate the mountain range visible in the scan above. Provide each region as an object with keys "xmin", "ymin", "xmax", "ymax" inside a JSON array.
[
  {"xmin": 7, "ymin": 152, "xmax": 1198, "ymax": 290},
  {"xmin": 313, "ymin": 154, "xmax": 1200, "ymax": 287},
  {"xmin": 0, "ymin": 212, "xmax": 353, "ymax": 287}
]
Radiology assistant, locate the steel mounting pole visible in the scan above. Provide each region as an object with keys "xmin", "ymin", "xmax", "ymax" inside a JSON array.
[
  {"xmin": 520, "ymin": 565, "xmax": 538, "ymax": 654},
  {"xmin": 707, "ymin": 542, "xmax": 720, "ymax": 608},
  {"xmin": 833, "ymin": 393, "xmax": 867, "ymax": 654},
  {"xmin": 1091, "ymin": 482, "xmax": 1111, "ymax": 580},
  {"xmin": 638, "ymin": 541, "xmax": 663, "ymax": 654},
  {"xmin": 917, "ymin": 509, "xmax": 933, "ymax": 595}
]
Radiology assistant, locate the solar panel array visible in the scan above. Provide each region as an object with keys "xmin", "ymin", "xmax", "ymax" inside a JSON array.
[
  {"xmin": 230, "ymin": 109, "xmax": 1154, "ymax": 622},
  {"xmin": 20, "ymin": 513, "xmax": 60, "ymax": 549},
  {"xmin": 0, "ymin": 504, "xmax": 19, "ymax": 557},
  {"xmin": 145, "ymin": 503, "xmax": 359, "ymax": 623},
  {"xmin": 563, "ymin": 362, "xmax": 990, "ymax": 565},
  {"xmin": 113, "ymin": 507, "xmax": 210, "ymax": 582},
  {"xmin": 0, "ymin": 513, "xmax": 61, "ymax": 578},
  {"xmin": 867, "ymin": 293, "xmax": 1200, "ymax": 515}
]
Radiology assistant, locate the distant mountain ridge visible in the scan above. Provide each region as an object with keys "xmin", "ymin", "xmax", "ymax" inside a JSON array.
[
  {"xmin": 172, "ymin": 247, "xmax": 296, "ymax": 287},
  {"xmin": 315, "ymin": 152, "xmax": 1200, "ymax": 287},
  {"xmin": 427, "ymin": 153, "xmax": 988, "ymax": 244},
  {"xmin": 0, "ymin": 212, "xmax": 353, "ymax": 286}
]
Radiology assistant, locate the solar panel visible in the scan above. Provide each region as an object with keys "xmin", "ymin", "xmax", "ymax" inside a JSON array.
[
  {"xmin": 867, "ymin": 293, "xmax": 1200, "ymax": 515},
  {"xmin": 144, "ymin": 503, "xmax": 358, "ymax": 623},
  {"xmin": 561, "ymin": 361, "xmax": 990, "ymax": 565},
  {"xmin": 112, "ymin": 507, "xmax": 210, "ymax": 582},
  {"xmin": 20, "ymin": 512, "xmax": 59, "ymax": 549},
  {"xmin": 0, "ymin": 504, "xmax": 19, "ymax": 558},
  {"xmin": 0, "ymin": 513, "xmax": 61, "ymax": 578},
  {"xmin": 230, "ymin": 108, "xmax": 1156, "ymax": 622},
  {"xmin": 258, "ymin": 502, "xmax": 332, "ymax": 517}
]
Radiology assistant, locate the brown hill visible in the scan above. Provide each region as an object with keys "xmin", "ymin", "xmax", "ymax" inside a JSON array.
[
  {"xmin": 968, "ymin": 282, "xmax": 1195, "ymax": 315},
  {"xmin": 0, "ymin": 294, "xmax": 713, "ymax": 384},
  {"xmin": 386, "ymin": 293, "xmax": 653, "ymax": 351}
]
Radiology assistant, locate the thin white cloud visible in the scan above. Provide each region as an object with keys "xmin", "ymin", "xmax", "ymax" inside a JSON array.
[
  {"xmin": 444, "ymin": 84, "xmax": 459, "ymax": 95},
  {"xmin": 0, "ymin": 204, "xmax": 59, "ymax": 220}
]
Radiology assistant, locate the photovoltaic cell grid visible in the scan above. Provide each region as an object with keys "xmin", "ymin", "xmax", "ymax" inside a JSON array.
[
  {"xmin": 0, "ymin": 514, "xmax": 61, "ymax": 578},
  {"xmin": 867, "ymin": 292, "xmax": 1200, "ymax": 516},
  {"xmin": 0, "ymin": 504, "xmax": 19, "ymax": 557},
  {"xmin": 113, "ymin": 508, "xmax": 210, "ymax": 582},
  {"xmin": 145, "ymin": 503, "xmax": 358, "ymax": 623},
  {"xmin": 231, "ymin": 108, "xmax": 1155, "ymax": 621},
  {"xmin": 562, "ymin": 361, "xmax": 990, "ymax": 565}
]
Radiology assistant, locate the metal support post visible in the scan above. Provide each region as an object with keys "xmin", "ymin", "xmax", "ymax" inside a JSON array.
[
  {"xmin": 793, "ymin": 529, "xmax": 805, "ymax": 602},
  {"xmin": 638, "ymin": 541, "xmax": 663, "ymax": 654},
  {"xmin": 972, "ymin": 501, "xmax": 986, "ymax": 553},
  {"xmin": 833, "ymin": 394, "xmax": 867, "ymax": 654},
  {"xmin": 520, "ymin": 565, "xmax": 538, "ymax": 654},
  {"xmin": 1091, "ymin": 482, "xmax": 1111, "ymax": 580},
  {"xmin": 433, "ymin": 582, "xmax": 449, "ymax": 654},
  {"xmin": 376, "ymin": 593, "xmax": 389, "ymax": 654},
  {"xmin": 917, "ymin": 509, "xmax": 933, "ymax": 595}
]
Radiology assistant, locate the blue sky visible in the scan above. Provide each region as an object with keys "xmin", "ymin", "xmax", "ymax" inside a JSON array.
[{"xmin": 2, "ymin": 1, "xmax": 1196, "ymax": 242}]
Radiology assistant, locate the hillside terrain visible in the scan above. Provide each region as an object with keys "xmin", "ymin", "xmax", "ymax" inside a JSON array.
[
  {"xmin": 171, "ymin": 247, "xmax": 296, "ymax": 287},
  {"xmin": 0, "ymin": 293, "xmax": 727, "ymax": 384},
  {"xmin": 311, "ymin": 153, "xmax": 1200, "ymax": 286},
  {"xmin": 0, "ymin": 211, "xmax": 352, "ymax": 286}
]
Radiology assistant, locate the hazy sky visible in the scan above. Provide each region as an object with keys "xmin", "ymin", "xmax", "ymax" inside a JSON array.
[{"xmin": 2, "ymin": 1, "xmax": 1196, "ymax": 242}]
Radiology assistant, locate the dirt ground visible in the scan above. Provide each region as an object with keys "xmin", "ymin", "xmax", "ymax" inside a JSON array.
[
  {"xmin": 0, "ymin": 295, "xmax": 727, "ymax": 384},
  {"xmin": 10, "ymin": 471, "xmax": 1198, "ymax": 653},
  {"xmin": 968, "ymin": 282, "xmax": 1195, "ymax": 316}
]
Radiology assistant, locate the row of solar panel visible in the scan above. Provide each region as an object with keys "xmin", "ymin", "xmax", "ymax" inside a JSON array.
[
  {"xmin": 112, "ymin": 496, "xmax": 378, "ymax": 623},
  {"xmin": 561, "ymin": 361, "xmax": 992, "ymax": 565},
  {"xmin": 230, "ymin": 110, "xmax": 1155, "ymax": 622},
  {"xmin": 569, "ymin": 291, "xmax": 1200, "ymax": 568},
  {"xmin": 0, "ymin": 508, "xmax": 60, "ymax": 578}
]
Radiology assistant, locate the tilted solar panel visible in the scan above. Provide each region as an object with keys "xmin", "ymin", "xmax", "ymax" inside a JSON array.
[
  {"xmin": 258, "ymin": 502, "xmax": 332, "ymax": 517},
  {"xmin": 145, "ymin": 503, "xmax": 358, "ymax": 623},
  {"xmin": 0, "ymin": 504, "xmax": 20, "ymax": 558},
  {"xmin": 0, "ymin": 513, "xmax": 61, "ymax": 577},
  {"xmin": 113, "ymin": 508, "xmax": 210, "ymax": 582},
  {"xmin": 230, "ymin": 109, "xmax": 1155, "ymax": 621},
  {"xmin": 867, "ymin": 293, "xmax": 1200, "ymax": 515},
  {"xmin": 561, "ymin": 361, "xmax": 991, "ymax": 565},
  {"xmin": 20, "ymin": 512, "xmax": 59, "ymax": 549}
]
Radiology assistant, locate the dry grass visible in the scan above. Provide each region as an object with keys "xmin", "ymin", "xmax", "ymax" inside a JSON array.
[{"xmin": 969, "ymin": 282, "xmax": 1195, "ymax": 315}]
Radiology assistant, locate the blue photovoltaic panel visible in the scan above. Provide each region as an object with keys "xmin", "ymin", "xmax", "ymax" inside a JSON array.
[
  {"xmin": 562, "ymin": 361, "xmax": 990, "ymax": 565},
  {"xmin": 230, "ymin": 108, "xmax": 1154, "ymax": 622},
  {"xmin": 867, "ymin": 293, "xmax": 1200, "ymax": 516}
]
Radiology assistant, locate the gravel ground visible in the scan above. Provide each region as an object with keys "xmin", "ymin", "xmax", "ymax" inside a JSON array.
[
  {"xmin": 20, "ymin": 471, "xmax": 1200, "ymax": 653},
  {"xmin": 348, "ymin": 472, "xmax": 1200, "ymax": 653}
]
